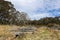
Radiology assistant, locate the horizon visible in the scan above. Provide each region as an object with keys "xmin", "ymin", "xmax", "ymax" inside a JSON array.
[{"xmin": 6, "ymin": 0, "xmax": 60, "ymax": 20}]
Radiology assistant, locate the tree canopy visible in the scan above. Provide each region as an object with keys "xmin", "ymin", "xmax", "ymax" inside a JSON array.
[{"xmin": 0, "ymin": 0, "xmax": 29, "ymax": 25}]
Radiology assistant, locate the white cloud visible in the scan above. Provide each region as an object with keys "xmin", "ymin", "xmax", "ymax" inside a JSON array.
[
  {"xmin": 30, "ymin": 13, "xmax": 55, "ymax": 20},
  {"xmin": 44, "ymin": 0, "xmax": 60, "ymax": 10},
  {"xmin": 6, "ymin": 0, "xmax": 44, "ymax": 11}
]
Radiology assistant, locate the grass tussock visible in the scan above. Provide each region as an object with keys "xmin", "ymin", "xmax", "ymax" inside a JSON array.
[{"xmin": 0, "ymin": 25, "xmax": 60, "ymax": 40}]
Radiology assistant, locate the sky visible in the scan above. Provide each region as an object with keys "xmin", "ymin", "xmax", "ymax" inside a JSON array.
[{"xmin": 6, "ymin": 0, "xmax": 60, "ymax": 20}]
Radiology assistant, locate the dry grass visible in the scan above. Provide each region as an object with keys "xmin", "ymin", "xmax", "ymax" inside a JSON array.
[
  {"xmin": 0, "ymin": 25, "xmax": 60, "ymax": 40},
  {"xmin": 21, "ymin": 27, "xmax": 60, "ymax": 40},
  {"xmin": 0, "ymin": 25, "xmax": 20, "ymax": 40}
]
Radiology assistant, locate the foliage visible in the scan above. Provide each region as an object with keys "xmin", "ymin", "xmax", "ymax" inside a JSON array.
[
  {"xmin": 27, "ymin": 16, "xmax": 60, "ymax": 26},
  {"xmin": 0, "ymin": 0, "xmax": 28, "ymax": 25}
]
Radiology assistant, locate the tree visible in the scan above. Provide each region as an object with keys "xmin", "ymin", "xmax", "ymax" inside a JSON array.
[
  {"xmin": 0, "ymin": 0, "xmax": 14, "ymax": 24},
  {"xmin": 0, "ymin": 0, "xmax": 29, "ymax": 25}
]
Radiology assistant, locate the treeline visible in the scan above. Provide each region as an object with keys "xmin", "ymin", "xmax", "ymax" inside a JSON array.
[{"xmin": 27, "ymin": 16, "xmax": 60, "ymax": 25}]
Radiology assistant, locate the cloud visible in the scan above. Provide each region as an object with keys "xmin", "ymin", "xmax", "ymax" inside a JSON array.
[
  {"xmin": 6, "ymin": 0, "xmax": 44, "ymax": 12},
  {"xmin": 44, "ymin": 0, "xmax": 60, "ymax": 10},
  {"xmin": 30, "ymin": 13, "xmax": 55, "ymax": 20},
  {"xmin": 47, "ymin": 8, "xmax": 60, "ymax": 16},
  {"xmin": 6, "ymin": 0, "xmax": 60, "ymax": 20}
]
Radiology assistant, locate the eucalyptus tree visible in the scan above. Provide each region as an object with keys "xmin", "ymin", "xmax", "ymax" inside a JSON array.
[{"xmin": 0, "ymin": 0, "xmax": 29, "ymax": 25}]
